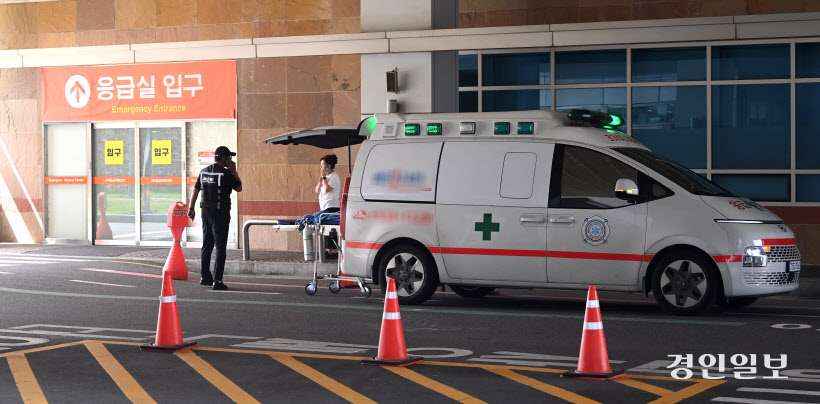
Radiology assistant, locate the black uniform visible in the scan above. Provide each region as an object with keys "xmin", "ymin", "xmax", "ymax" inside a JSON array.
[{"xmin": 195, "ymin": 163, "xmax": 242, "ymax": 283}]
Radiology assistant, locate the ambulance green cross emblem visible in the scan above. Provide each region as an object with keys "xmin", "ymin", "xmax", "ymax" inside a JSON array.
[{"xmin": 475, "ymin": 213, "xmax": 500, "ymax": 241}]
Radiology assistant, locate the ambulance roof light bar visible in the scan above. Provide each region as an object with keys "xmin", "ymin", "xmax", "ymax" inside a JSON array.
[{"xmin": 567, "ymin": 109, "xmax": 624, "ymax": 129}]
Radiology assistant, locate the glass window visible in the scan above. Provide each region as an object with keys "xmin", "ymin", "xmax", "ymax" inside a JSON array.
[
  {"xmin": 483, "ymin": 90, "xmax": 550, "ymax": 112},
  {"xmin": 556, "ymin": 87, "xmax": 626, "ymax": 118},
  {"xmin": 459, "ymin": 54, "xmax": 478, "ymax": 87},
  {"xmin": 632, "ymin": 47, "xmax": 706, "ymax": 82},
  {"xmin": 712, "ymin": 44, "xmax": 789, "ymax": 80},
  {"xmin": 555, "ymin": 50, "xmax": 626, "ymax": 84},
  {"xmin": 551, "ymin": 145, "xmax": 639, "ymax": 209},
  {"xmin": 459, "ymin": 91, "xmax": 478, "ymax": 112},
  {"xmin": 712, "ymin": 84, "xmax": 790, "ymax": 169},
  {"xmin": 797, "ymin": 175, "xmax": 820, "ymax": 202},
  {"xmin": 615, "ymin": 148, "xmax": 730, "ymax": 197},
  {"xmin": 796, "ymin": 83, "xmax": 820, "ymax": 169},
  {"xmin": 796, "ymin": 42, "xmax": 820, "ymax": 78},
  {"xmin": 631, "ymin": 86, "xmax": 706, "ymax": 169},
  {"xmin": 711, "ymin": 175, "xmax": 790, "ymax": 202},
  {"xmin": 482, "ymin": 53, "xmax": 550, "ymax": 86}
]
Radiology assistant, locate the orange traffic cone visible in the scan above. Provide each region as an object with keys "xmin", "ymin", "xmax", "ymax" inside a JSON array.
[
  {"xmin": 361, "ymin": 278, "xmax": 423, "ymax": 366},
  {"xmin": 140, "ymin": 270, "xmax": 197, "ymax": 352},
  {"xmin": 163, "ymin": 225, "xmax": 188, "ymax": 280},
  {"xmin": 562, "ymin": 286, "xmax": 625, "ymax": 380},
  {"xmin": 96, "ymin": 192, "xmax": 112, "ymax": 240}
]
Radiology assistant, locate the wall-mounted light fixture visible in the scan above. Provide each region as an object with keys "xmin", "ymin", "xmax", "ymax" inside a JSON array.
[{"xmin": 386, "ymin": 68, "xmax": 399, "ymax": 93}]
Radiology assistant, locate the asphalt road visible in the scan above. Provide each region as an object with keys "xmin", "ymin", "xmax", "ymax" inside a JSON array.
[{"xmin": 1, "ymin": 253, "xmax": 819, "ymax": 403}]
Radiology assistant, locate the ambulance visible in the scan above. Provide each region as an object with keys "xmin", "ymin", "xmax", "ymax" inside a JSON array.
[{"xmin": 275, "ymin": 110, "xmax": 801, "ymax": 315}]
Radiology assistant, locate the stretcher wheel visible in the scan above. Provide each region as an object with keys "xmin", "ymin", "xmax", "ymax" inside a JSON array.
[
  {"xmin": 329, "ymin": 281, "xmax": 341, "ymax": 294},
  {"xmin": 360, "ymin": 286, "xmax": 372, "ymax": 298},
  {"xmin": 305, "ymin": 282, "xmax": 317, "ymax": 295}
]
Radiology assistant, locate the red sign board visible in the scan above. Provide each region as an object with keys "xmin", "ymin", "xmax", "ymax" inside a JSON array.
[{"xmin": 42, "ymin": 61, "xmax": 237, "ymax": 122}]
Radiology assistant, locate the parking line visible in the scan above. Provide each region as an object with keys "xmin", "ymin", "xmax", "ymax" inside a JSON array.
[
  {"xmin": 175, "ymin": 350, "xmax": 261, "ymax": 404},
  {"xmin": 84, "ymin": 342, "xmax": 156, "ymax": 403},
  {"xmin": 71, "ymin": 280, "xmax": 135, "ymax": 287},
  {"xmin": 737, "ymin": 387, "xmax": 820, "ymax": 396},
  {"xmin": 487, "ymin": 366, "xmax": 600, "ymax": 404},
  {"xmin": 270, "ymin": 353, "xmax": 377, "ymax": 404},
  {"xmin": 6, "ymin": 354, "xmax": 47, "ymax": 403},
  {"xmin": 384, "ymin": 365, "xmax": 488, "ymax": 404}
]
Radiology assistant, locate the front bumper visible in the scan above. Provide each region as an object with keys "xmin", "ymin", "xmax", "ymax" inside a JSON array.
[{"xmin": 725, "ymin": 260, "xmax": 800, "ymax": 297}]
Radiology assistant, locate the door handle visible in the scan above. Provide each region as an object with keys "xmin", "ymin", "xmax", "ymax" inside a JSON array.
[
  {"xmin": 549, "ymin": 215, "xmax": 575, "ymax": 224},
  {"xmin": 520, "ymin": 215, "xmax": 546, "ymax": 224}
]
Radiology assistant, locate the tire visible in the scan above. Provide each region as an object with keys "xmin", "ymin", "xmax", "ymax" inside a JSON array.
[
  {"xmin": 718, "ymin": 296, "xmax": 758, "ymax": 308},
  {"xmin": 360, "ymin": 285, "xmax": 372, "ymax": 298},
  {"xmin": 305, "ymin": 282, "xmax": 317, "ymax": 295},
  {"xmin": 329, "ymin": 281, "xmax": 341, "ymax": 294},
  {"xmin": 651, "ymin": 251, "xmax": 720, "ymax": 315},
  {"xmin": 449, "ymin": 285, "xmax": 496, "ymax": 298},
  {"xmin": 377, "ymin": 243, "xmax": 439, "ymax": 305}
]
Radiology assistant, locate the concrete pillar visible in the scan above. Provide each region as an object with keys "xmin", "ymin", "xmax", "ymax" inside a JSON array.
[{"xmin": 360, "ymin": 0, "xmax": 458, "ymax": 115}]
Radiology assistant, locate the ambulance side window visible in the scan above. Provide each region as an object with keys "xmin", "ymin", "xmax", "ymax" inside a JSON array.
[
  {"xmin": 549, "ymin": 145, "xmax": 640, "ymax": 209},
  {"xmin": 500, "ymin": 152, "xmax": 536, "ymax": 199}
]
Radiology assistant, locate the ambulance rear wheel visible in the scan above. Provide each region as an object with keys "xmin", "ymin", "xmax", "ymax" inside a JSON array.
[
  {"xmin": 450, "ymin": 286, "xmax": 495, "ymax": 298},
  {"xmin": 651, "ymin": 251, "xmax": 719, "ymax": 315},
  {"xmin": 378, "ymin": 244, "xmax": 439, "ymax": 305}
]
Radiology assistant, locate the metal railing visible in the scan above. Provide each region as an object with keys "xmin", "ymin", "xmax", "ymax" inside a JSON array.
[{"xmin": 242, "ymin": 219, "xmax": 282, "ymax": 261}]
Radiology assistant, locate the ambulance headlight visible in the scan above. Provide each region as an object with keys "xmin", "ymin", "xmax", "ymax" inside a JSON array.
[{"xmin": 742, "ymin": 246, "xmax": 768, "ymax": 267}]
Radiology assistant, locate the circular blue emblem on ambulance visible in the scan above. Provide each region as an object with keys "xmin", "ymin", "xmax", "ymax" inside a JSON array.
[{"xmin": 582, "ymin": 216, "xmax": 609, "ymax": 246}]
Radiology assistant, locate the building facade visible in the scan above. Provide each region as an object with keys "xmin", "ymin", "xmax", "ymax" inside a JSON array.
[{"xmin": 0, "ymin": 0, "xmax": 818, "ymax": 263}]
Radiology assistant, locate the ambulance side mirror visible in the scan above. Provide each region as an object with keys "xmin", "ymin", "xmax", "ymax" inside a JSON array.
[{"xmin": 614, "ymin": 178, "xmax": 642, "ymax": 202}]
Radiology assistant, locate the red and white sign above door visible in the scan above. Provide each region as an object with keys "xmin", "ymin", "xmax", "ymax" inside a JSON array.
[{"xmin": 42, "ymin": 61, "xmax": 237, "ymax": 122}]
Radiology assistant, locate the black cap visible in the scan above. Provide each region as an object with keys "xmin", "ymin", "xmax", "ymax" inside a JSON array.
[{"xmin": 215, "ymin": 146, "xmax": 236, "ymax": 157}]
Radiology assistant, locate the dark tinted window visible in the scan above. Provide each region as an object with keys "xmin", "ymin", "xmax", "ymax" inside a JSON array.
[
  {"xmin": 632, "ymin": 47, "xmax": 706, "ymax": 82},
  {"xmin": 483, "ymin": 53, "xmax": 550, "ymax": 86},
  {"xmin": 550, "ymin": 145, "xmax": 639, "ymax": 209},
  {"xmin": 614, "ymin": 148, "xmax": 731, "ymax": 197},
  {"xmin": 712, "ymin": 44, "xmax": 789, "ymax": 80}
]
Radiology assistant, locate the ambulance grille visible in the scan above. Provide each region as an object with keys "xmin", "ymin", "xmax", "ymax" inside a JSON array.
[
  {"xmin": 766, "ymin": 245, "xmax": 801, "ymax": 262},
  {"xmin": 743, "ymin": 272, "xmax": 799, "ymax": 286}
]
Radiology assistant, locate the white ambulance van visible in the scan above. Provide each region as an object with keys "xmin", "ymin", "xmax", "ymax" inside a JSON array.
[{"xmin": 277, "ymin": 110, "xmax": 801, "ymax": 315}]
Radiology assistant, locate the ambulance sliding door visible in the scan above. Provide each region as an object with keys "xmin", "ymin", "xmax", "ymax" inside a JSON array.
[{"xmin": 436, "ymin": 141, "xmax": 552, "ymax": 283}]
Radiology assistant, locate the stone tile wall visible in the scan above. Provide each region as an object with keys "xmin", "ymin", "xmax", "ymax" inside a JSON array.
[
  {"xmin": 0, "ymin": 0, "xmax": 360, "ymax": 50},
  {"xmin": 0, "ymin": 67, "xmax": 43, "ymax": 243},
  {"xmin": 459, "ymin": 0, "xmax": 820, "ymax": 27},
  {"xmin": 237, "ymin": 54, "xmax": 361, "ymax": 250}
]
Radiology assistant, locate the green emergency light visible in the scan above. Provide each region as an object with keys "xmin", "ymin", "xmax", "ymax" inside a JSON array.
[
  {"xmin": 404, "ymin": 124, "xmax": 420, "ymax": 136},
  {"xmin": 567, "ymin": 109, "xmax": 624, "ymax": 129},
  {"xmin": 494, "ymin": 122, "xmax": 510, "ymax": 135},
  {"xmin": 427, "ymin": 123, "xmax": 442, "ymax": 135}
]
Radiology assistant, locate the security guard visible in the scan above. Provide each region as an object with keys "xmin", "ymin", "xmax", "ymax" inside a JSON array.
[{"xmin": 187, "ymin": 146, "xmax": 242, "ymax": 290}]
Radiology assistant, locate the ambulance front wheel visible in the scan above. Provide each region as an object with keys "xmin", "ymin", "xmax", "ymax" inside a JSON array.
[
  {"xmin": 651, "ymin": 251, "xmax": 719, "ymax": 315},
  {"xmin": 378, "ymin": 243, "xmax": 439, "ymax": 305}
]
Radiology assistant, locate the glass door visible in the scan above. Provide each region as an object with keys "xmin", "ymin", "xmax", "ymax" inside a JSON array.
[
  {"xmin": 92, "ymin": 123, "xmax": 136, "ymax": 245},
  {"xmin": 138, "ymin": 121, "xmax": 185, "ymax": 244},
  {"xmin": 44, "ymin": 123, "xmax": 90, "ymax": 243}
]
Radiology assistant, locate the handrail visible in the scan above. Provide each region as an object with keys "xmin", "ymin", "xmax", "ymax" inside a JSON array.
[{"xmin": 242, "ymin": 219, "xmax": 284, "ymax": 260}]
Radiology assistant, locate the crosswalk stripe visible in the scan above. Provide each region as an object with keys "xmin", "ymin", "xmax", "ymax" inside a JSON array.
[
  {"xmin": 6, "ymin": 354, "xmax": 47, "ymax": 403},
  {"xmin": 85, "ymin": 342, "xmax": 156, "ymax": 404},
  {"xmin": 737, "ymin": 387, "xmax": 820, "ymax": 396}
]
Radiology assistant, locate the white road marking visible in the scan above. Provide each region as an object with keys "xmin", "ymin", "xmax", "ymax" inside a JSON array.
[
  {"xmin": 208, "ymin": 290, "xmax": 281, "ymax": 295},
  {"xmin": 0, "ymin": 271, "xmax": 12, "ymax": 274},
  {"xmin": 0, "ymin": 254, "xmax": 88, "ymax": 262},
  {"xmin": 713, "ymin": 398, "xmax": 811, "ymax": 404},
  {"xmin": 737, "ymin": 388, "xmax": 820, "ymax": 396},
  {"xmin": 726, "ymin": 312, "xmax": 820, "ymax": 319},
  {"xmin": 70, "ymin": 280, "xmax": 135, "ymax": 288}
]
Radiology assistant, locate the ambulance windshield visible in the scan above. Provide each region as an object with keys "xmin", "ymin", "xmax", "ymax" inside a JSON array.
[{"xmin": 614, "ymin": 148, "xmax": 732, "ymax": 197}]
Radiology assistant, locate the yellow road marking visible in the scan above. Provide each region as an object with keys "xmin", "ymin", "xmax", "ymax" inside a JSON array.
[
  {"xmin": 647, "ymin": 379, "xmax": 725, "ymax": 404},
  {"xmin": 175, "ymin": 350, "xmax": 261, "ymax": 404},
  {"xmin": 383, "ymin": 365, "xmax": 488, "ymax": 404},
  {"xmin": 6, "ymin": 355, "xmax": 47, "ymax": 403},
  {"xmin": 487, "ymin": 366, "xmax": 601, "ymax": 404},
  {"xmin": 270, "ymin": 353, "xmax": 377, "ymax": 404},
  {"xmin": 84, "ymin": 342, "xmax": 156, "ymax": 404},
  {"xmin": 614, "ymin": 376, "xmax": 674, "ymax": 396},
  {"xmin": 0, "ymin": 341, "xmax": 86, "ymax": 358}
]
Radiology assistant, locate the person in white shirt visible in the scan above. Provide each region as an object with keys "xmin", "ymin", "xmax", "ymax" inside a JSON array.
[{"xmin": 315, "ymin": 154, "xmax": 341, "ymax": 258}]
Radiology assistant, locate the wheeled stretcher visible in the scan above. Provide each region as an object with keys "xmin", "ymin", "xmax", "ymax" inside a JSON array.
[{"xmin": 271, "ymin": 212, "xmax": 372, "ymax": 297}]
